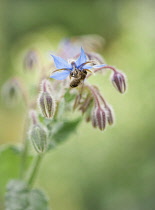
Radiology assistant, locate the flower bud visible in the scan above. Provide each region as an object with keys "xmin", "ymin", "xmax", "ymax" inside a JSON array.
[
  {"xmin": 29, "ymin": 124, "xmax": 48, "ymax": 153},
  {"xmin": 1, "ymin": 78, "xmax": 22, "ymax": 107},
  {"xmin": 105, "ymin": 105, "xmax": 115, "ymax": 125},
  {"xmin": 23, "ymin": 49, "xmax": 38, "ymax": 71},
  {"xmin": 38, "ymin": 80, "xmax": 56, "ymax": 118},
  {"xmin": 92, "ymin": 106, "xmax": 106, "ymax": 131},
  {"xmin": 111, "ymin": 71, "xmax": 126, "ymax": 93},
  {"xmin": 86, "ymin": 52, "xmax": 105, "ymax": 64},
  {"xmin": 29, "ymin": 109, "xmax": 38, "ymax": 125},
  {"xmin": 91, "ymin": 109, "xmax": 97, "ymax": 128}
]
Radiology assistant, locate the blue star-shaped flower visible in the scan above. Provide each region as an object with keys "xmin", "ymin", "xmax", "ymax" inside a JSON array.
[{"xmin": 50, "ymin": 48, "xmax": 106, "ymax": 80}]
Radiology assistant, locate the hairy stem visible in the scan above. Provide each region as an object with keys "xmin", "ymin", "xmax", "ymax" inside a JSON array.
[
  {"xmin": 86, "ymin": 85, "xmax": 101, "ymax": 108},
  {"xmin": 27, "ymin": 154, "xmax": 43, "ymax": 187},
  {"xmin": 87, "ymin": 65, "xmax": 117, "ymax": 79}
]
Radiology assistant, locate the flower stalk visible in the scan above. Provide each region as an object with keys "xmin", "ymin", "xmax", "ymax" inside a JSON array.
[{"xmin": 26, "ymin": 154, "xmax": 43, "ymax": 187}]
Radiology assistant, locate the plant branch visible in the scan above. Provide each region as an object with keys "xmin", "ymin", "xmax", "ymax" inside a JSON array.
[{"xmin": 26, "ymin": 154, "xmax": 43, "ymax": 187}]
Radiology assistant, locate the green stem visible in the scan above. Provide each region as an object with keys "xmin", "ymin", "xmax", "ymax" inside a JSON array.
[
  {"xmin": 20, "ymin": 138, "xmax": 29, "ymax": 178},
  {"xmin": 27, "ymin": 154, "xmax": 43, "ymax": 187},
  {"xmin": 19, "ymin": 116, "xmax": 29, "ymax": 179}
]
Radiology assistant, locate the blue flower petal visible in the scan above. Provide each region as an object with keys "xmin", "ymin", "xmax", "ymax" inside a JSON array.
[
  {"xmin": 81, "ymin": 64, "xmax": 93, "ymax": 70},
  {"xmin": 93, "ymin": 64, "xmax": 107, "ymax": 68},
  {"xmin": 50, "ymin": 70, "xmax": 70, "ymax": 80},
  {"xmin": 75, "ymin": 47, "xmax": 87, "ymax": 67},
  {"xmin": 51, "ymin": 55, "xmax": 71, "ymax": 69}
]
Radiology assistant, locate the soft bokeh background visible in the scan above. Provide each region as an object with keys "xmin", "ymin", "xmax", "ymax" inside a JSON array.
[{"xmin": 0, "ymin": 0, "xmax": 155, "ymax": 209}]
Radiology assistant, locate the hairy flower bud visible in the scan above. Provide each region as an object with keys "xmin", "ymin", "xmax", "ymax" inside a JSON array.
[
  {"xmin": 92, "ymin": 106, "xmax": 106, "ymax": 130},
  {"xmin": 29, "ymin": 109, "xmax": 38, "ymax": 125},
  {"xmin": 91, "ymin": 109, "xmax": 98, "ymax": 128},
  {"xmin": 105, "ymin": 105, "xmax": 115, "ymax": 125},
  {"xmin": 1, "ymin": 78, "xmax": 22, "ymax": 107},
  {"xmin": 38, "ymin": 80, "xmax": 56, "ymax": 118},
  {"xmin": 29, "ymin": 124, "xmax": 48, "ymax": 153},
  {"xmin": 23, "ymin": 49, "xmax": 38, "ymax": 71},
  {"xmin": 111, "ymin": 71, "xmax": 126, "ymax": 93},
  {"xmin": 86, "ymin": 52, "xmax": 105, "ymax": 64}
]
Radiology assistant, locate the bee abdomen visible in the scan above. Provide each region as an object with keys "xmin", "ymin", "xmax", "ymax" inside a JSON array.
[{"xmin": 70, "ymin": 79, "xmax": 81, "ymax": 88}]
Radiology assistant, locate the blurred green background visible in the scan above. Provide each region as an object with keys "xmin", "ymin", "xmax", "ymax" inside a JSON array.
[{"xmin": 0, "ymin": 0, "xmax": 155, "ymax": 209}]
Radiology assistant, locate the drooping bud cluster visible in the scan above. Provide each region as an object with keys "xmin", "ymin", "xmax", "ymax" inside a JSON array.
[
  {"xmin": 88, "ymin": 85, "xmax": 115, "ymax": 131},
  {"xmin": 38, "ymin": 80, "xmax": 56, "ymax": 118},
  {"xmin": 29, "ymin": 110, "xmax": 48, "ymax": 153},
  {"xmin": 73, "ymin": 84, "xmax": 115, "ymax": 131}
]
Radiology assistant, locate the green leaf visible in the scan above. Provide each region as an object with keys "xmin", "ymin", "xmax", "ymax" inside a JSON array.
[
  {"xmin": 52, "ymin": 117, "xmax": 82, "ymax": 143},
  {"xmin": 5, "ymin": 179, "xmax": 49, "ymax": 210},
  {"xmin": 28, "ymin": 189, "xmax": 49, "ymax": 210},
  {"xmin": 64, "ymin": 89, "xmax": 76, "ymax": 102},
  {"xmin": 0, "ymin": 145, "xmax": 32, "ymax": 198}
]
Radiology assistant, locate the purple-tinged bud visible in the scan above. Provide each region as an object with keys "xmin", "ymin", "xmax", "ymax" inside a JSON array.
[
  {"xmin": 92, "ymin": 106, "xmax": 106, "ymax": 131},
  {"xmin": 111, "ymin": 71, "xmax": 127, "ymax": 94},
  {"xmin": 38, "ymin": 80, "xmax": 56, "ymax": 118},
  {"xmin": 23, "ymin": 49, "xmax": 38, "ymax": 71},
  {"xmin": 105, "ymin": 105, "xmax": 115, "ymax": 125},
  {"xmin": 29, "ymin": 124, "xmax": 48, "ymax": 154},
  {"xmin": 86, "ymin": 52, "xmax": 105, "ymax": 65},
  {"xmin": 91, "ymin": 109, "xmax": 98, "ymax": 128},
  {"xmin": 29, "ymin": 110, "xmax": 38, "ymax": 125}
]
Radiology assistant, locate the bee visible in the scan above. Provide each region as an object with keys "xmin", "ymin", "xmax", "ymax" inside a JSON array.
[
  {"xmin": 70, "ymin": 69, "xmax": 88, "ymax": 88},
  {"xmin": 51, "ymin": 60, "xmax": 94, "ymax": 88}
]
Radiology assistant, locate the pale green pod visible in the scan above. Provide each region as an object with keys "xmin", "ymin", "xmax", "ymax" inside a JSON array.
[{"xmin": 29, "ymin": 124, "xmax": 48, "ymax": 154}]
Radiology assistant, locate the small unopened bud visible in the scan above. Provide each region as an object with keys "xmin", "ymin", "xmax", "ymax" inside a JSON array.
[
  {"xmin": 86, "ymin": 52, "xmax": 105, "ymax": 64},
  {"xmin": 92, "ymin": 106, "xmax": 106, "ymax": 131},
  {"xmin": 23, "ymin": 49, "xmax": 38, "ymax": 71},
  {"xmin": 38, "ymin": 80, "xmax": 56, "ymax": 118},
  {"xmin": 105, "ymin": 105, "xmax": 115, "ymax": 125},
  {"xmin": 91, "ymin": 109, "xmax": 97, "ymax": 128},
  {"xmin": 29, "ymin": 124, "xmax": 48, "ymax": 153},
  {"xmin": 29, "ymin": 109, "xmax": 38, "ymax": 125},
  {"xmin": 111, "ymin": 71, "xmax": 127, "ymax": 94},
  {"xmin": 1, "ymin": 78, "xmax": 21, "ymax": 107}
]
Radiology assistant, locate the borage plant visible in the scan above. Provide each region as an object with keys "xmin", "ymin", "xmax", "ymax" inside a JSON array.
[{"xmin": 1, "ymin": 36, "xmax": 127, "ymax": 210}]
